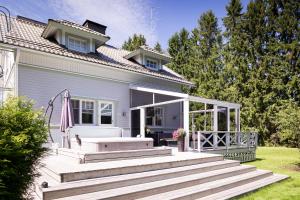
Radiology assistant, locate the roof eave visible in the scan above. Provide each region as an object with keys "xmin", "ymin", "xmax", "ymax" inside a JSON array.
[{"xmin": 42, "ymin": 20, "xmax": 110, "ymax": 42}]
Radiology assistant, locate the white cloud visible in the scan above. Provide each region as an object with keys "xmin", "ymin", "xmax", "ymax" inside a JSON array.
[{"xmin": 49, "ymin": 0, "xmax": 158, "ymax": 48}]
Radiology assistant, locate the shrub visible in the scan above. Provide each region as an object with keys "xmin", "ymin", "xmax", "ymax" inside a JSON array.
[
  {"xmin": 0, "ymin": 97, "xmax": 48, "ymax": 200},
  {"xmin": 271, "ymin": 100, "xmax": 300, "ymax": 148}
]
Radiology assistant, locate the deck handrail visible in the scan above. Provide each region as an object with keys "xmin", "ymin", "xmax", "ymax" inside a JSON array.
[{"xmin": 195, "ymin": 131, "xmax": 258, "ymax": 152}]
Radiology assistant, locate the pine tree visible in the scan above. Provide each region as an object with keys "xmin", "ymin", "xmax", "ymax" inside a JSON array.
[
  {"xmin": 166, "ymin": 0, "xmax": 299, "ymax": 146},
  {"xmin": 154, "ymin": 42, "xmax": 162, "ymax": 53},
  {"xmin": 191, "ymin": 10, "xmax": 223, "ymax": 99},
  {"xmin": 122, "ymin": 34, "xmax": 147, "ymax": 51},
  {"xmin": 168, "ymin": 28, "xmax": 192, "ymax": 79}
]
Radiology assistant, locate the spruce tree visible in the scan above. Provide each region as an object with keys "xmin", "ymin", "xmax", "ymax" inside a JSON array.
[
  {"xmin": 154, "ymin": 42, "xmax": 162, "ymax": 53},
  {"xmin": 122, "ymin": 34, "xmax": 147, "ymax": 51}
]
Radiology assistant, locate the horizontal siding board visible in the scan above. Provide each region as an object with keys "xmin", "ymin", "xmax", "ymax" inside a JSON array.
[{"xmin": 18, "ymin": 65, "xmax": 130, "ymax": 128}]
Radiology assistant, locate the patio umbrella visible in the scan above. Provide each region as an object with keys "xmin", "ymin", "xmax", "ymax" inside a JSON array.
[{"xmin": 60, "ymin": 90, "xmax": 74, "ymax": 148}]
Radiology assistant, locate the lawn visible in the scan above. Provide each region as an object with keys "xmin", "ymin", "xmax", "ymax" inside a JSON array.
[{"xmin": 236, "ymin": 147, "xmax": 300, "ymax": 200}]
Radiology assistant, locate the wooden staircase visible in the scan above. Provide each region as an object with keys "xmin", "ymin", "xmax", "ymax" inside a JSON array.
[{"xmin": 34, "ymin": 149, "xmax": 287, "ymax": 200}]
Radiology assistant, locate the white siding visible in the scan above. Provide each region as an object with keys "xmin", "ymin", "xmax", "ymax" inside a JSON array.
[
  {"xmin": 18, "ymin": 65, "xmax": 130, "ymax": 128},
  {"xmin": 18, "ymin": 50, "xmax": 183, "ymax": 92}
]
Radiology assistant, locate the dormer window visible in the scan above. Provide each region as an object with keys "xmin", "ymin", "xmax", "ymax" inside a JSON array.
[
  {"xmin": 123, "ymin": 45, "xmax": 171, "ymax": 71},
  {"xmin": 68, "ymin": 36, "xmax": 88, "ymax": 53},
  {"xmin": 42, "ymin": 19, "xmax": 110, "ymax": 53},
  {"xmin": 146, "ymin": 59, "xmax": 158, "ymax": 70}
]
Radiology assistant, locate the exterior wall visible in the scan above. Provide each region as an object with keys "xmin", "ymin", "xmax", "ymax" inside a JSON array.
[
  {"xmin": 162, "ymin": 102, "xmax": 181, "ymax": 130},
  {"xmin": 15, "ymin": 49, "xmax": 185, "ymax": 143},
  {"xmin": 18, "ymin": 65, "xmax": 130, "ymax": 142},
  {"xmin": 18, "ymin": 49, "xmax": 183, "ymax": 92}
]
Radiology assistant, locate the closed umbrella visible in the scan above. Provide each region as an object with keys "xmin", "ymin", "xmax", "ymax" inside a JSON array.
[{"xmin": 60, "ymin": 90, "xmax": 74, "ymax": 148}]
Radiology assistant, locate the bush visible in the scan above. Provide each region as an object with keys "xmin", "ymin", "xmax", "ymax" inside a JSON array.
[
  {"xmin": 0, "ymin": 97, "xmax": 48, "ymax": 200},
  {"xmin": 271, "ymin": 100, "xmax": 300, "ymax": 148}
]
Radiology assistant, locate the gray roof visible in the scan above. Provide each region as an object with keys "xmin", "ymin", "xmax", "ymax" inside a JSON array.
[
  {"xmin": 0, "ymin": 15, "xmax": 193, "ymax": 85},
  {"xmin": 43, "ymin": 19, "xmax": 110, "ymax": 39}
]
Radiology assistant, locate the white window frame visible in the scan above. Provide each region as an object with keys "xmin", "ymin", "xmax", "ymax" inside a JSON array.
[
  {"xmin": 68, "ymin": 36, "xmax": 88, "ymax": 53},
  {"xmin": 71, "ymin": 98, "xmax": 96, "ymax": 125},
  {"xmin": 98, "ymin": 100, "xmax": 115, "ymax": 126},
  {"xmin": 145, "ymin": 57, "xmax": 159, "ymax": 70},
  {"xmin": 145, "ymin": 107, "xmax": 164, "ymax": 127}
]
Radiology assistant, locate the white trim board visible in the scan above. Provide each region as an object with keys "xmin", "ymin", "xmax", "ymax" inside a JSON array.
[{"xmin": 130, "ymin": 84, "xmax": 188, "ymax": 98}]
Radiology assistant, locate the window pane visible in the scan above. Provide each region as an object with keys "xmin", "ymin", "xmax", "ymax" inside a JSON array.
[
  {"xmin": 146, "ymin": 117, "xmax": 153, "ymax": 126},
  {"xmin": 155, "ymin": 116, "xmax": 162, "ymax": 126},
  {"xmin": 82, "ymin": 112, "xmax": 93, "ymax": 124},
  {"xmin": 146, "ymin": 107, "xmax": 154, "ymax": 117},
  {"xmin": 82, "ymin": 101, "xmax": 94, "ymax": 124},
  {"xmin": 71, "ymin": 99, "xmax": 80, "ymax": 124},
  {"xmin": 100, "ymin": 103, "xmax": 113, "ymax": 124}
]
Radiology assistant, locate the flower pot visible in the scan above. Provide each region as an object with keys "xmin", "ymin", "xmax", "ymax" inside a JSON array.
[{"xmin": 177, "ymin": 139, "xmax": 185, "ymax": 152}]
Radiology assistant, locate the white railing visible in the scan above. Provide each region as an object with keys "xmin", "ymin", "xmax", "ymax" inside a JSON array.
[{"xmin": 195, "ymin": 131, "xmax": 258, "ymax": 152}]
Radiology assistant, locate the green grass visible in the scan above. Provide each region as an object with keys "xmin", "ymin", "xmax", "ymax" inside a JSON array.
[{"xmin": 236, "ymin": 147, "xmax": 300, "ymax": 200}]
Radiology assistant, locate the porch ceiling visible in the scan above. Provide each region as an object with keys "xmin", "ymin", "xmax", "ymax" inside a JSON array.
[{"xmin": 188, "ymin": 95, "xmax": 241, "ymax": 109}]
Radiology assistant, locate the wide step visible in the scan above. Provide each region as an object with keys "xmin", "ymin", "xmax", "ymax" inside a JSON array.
[
  {"xmin": 41, "ymin": 160, "xmax": 239, "ymax": 200},
  {"xmin": 138, "ymin": 170, "xmax": 273, "ymax": 200},
  {"xmin": 55, "ymin": 165, "xmax": 256, "ymax": 200},
  {"xmin": 57, "ymin": 147, "xmax": 172, "ymax": 163},
  {"xmin": 196, "ymin": 174, "xmax": 288, "ymax": 200},
  {"xmin": 43, "ymin": 153, "xmax": 223, "ymax": 182}
]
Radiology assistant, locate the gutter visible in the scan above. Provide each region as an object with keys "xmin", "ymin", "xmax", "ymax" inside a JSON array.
[{"xmin": 0, "ymin": 42, "xmax": 194, "ymax": 87}]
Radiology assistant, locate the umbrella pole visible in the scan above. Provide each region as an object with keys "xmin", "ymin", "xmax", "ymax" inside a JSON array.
[{"xmin": 67, "ymin": 128, "xmax": 71, "ymax": 149}]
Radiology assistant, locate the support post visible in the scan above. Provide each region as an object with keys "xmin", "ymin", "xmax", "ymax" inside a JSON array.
[
  {"xmin": 204, "ymin": 103, "xmax": 207, "ymax": 131},
  {"xmin": 226, "ymin": 107, "xmax": 230, "ymax": 149},
  {"xmin": 213, "ymin": 105, "xmax": 218, "ymax": 149},
  {"xmin": 197, "ymin": 131, "xmax": 201, "ymax": 152},
  {"xmin": 227, "ymin": 107, "xmax": 230, "ymax": 132},
  {"xmin": 183, "ymin": 100, "xmax": 189, "ymax": 151},
  {"xmin": 235, "ymin": 108, "xmax": 241, "ymax": 146},
  {"xmin": 140, "ymin": 108, "xmax": 145, "ymax": 138},
  {"xmin": 192, "ymin": 113, "xmax": 195, "ymax": 150}
]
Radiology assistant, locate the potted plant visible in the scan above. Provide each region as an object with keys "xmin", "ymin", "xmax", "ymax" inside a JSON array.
[{"xmin": 173, "ymin": 128, "xmax": 186, "ymax": 152}]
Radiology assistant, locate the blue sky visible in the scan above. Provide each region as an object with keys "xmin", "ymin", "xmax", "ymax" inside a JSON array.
[{"xmin": 0, "ymin": 0, "xmax": 250, "ymax": 50}]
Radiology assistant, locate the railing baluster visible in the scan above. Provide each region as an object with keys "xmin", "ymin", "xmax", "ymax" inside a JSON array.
[
  {"xmin": 197, "ymin": 131, "xmax": 200, "ymax": 152},
  {"xmin": 213, "ymin": 132, "xmax": 217, "ymax": 150},
  {"xmin": 255, "ymin": 132, "xmax": 258, "ymax": 148},
  {"xmin": 237, "ymin": 132, "xmax": 241, "ymax": 147},
  {"xmin": 226, "ymin": 132, "xmax": 230, "ymax": 150}
]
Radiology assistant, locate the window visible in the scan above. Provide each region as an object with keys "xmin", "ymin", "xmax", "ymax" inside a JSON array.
[
  {"xmin": 146, "ymin": 107, "xmax": 163, "ymax": 127},
  {"xmin": 71, "ymin": 99, "xmax": 94, "ymax": 124},
  {"xmin": 99, "ymin": 102, "xmax": 114, "ymax": 125},
  {"xmin": 71, "ymin": 99, "xmax": 80, "ymax": 124},
  {"xmin": 146, "ymin": 59, "xmax": 157, "ymax": 69},
  {"xmin": 71, "ymin": 99, "xmax": 114, "ymax": 126},
  {"xmin": 82, "ymin": 101, "xmax": 94, "ymax": 124},
  {"xmin": 68, "ymin": 37, "xmax": 87, "ymax": 53}
]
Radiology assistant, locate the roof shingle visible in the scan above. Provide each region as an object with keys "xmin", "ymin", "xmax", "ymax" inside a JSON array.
[{"xmin": 0, "ymin": 15, "xmax": 193, "ymax": 85}]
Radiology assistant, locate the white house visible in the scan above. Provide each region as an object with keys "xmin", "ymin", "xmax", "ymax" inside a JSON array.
[
  {"xmin": 0, "ymin": 15, "xmax": 244, "ymax": 151},
  {"xmin": 0, "ymin": 14, "xmax": 288, "ymax": 200}
]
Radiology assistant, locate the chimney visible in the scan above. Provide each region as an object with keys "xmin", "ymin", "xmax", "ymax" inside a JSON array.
[{"xmin": 83, "ymin": 20, "xmax": 107, "ymax": 35}]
